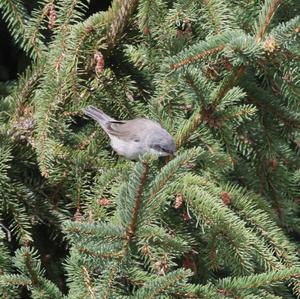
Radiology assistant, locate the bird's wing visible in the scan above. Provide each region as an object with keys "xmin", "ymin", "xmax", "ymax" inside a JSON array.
[{"xmin": 106, "ymin": 120, "xmax": 142, "ymax": 142}]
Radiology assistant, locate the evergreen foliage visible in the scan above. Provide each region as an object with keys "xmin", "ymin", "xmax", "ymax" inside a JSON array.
[{"xmin": 0, "ymin": 0, "xmax": 300, "ymax": 298}]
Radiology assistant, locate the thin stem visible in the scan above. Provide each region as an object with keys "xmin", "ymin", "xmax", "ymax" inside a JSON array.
[
  {"xmin": 170, "ymin": 46, "xmax": 224, "ymax": 70},
  {"xmin": 256, "ymin": 0, "xmax": 282, "ymax": 42},
  {"xmin": 212, "ymin": 65, "xmax": 246, "ymax": 108},
  {"xmin": 175, "ymin": 109, "xmax": 202, "ymax": 149},
  {"xmin": 126, "ymin": 162, "xmax": 149, "ymax": 240}
]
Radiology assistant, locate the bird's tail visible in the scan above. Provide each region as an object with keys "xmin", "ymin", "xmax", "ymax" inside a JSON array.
[{"xmin": 83, "ymin": 106, "xmax": 115, "ymax": 127}]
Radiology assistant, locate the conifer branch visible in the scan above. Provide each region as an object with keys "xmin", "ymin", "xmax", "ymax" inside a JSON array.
[
  {"xmin": 218, "ymin": 267, "xmax": 300, "ymax": 291},
  {"xmin": 0, "ymin": 0, "xmax": 28, "ymax": 34},
  {"xmin": 172, "ymin": 0, "xmax": 283, "ymax": 146},
  {"xmin": 175, "ymin": 109, "xmax": 202, "ymax": 148},
  {"xmin": 126, "ymin": 161, "xmax": 149, "ymax": 241},
  {"xmin": 171, "ymin": 47, "xmax": 246, "ymax": 147},
  {"xmin": 247, "ymin": 96, "xmax": 300, "ymax": 129},
  {"xmin": 88, "ymin": 162, "xmax": 150, "ymax": 297},
  {"xmin": 238, "ymin": 209, "xmax": 295, "ymax": 267},
  {"xmin": 183, "ymin": 73, "xmax": 207, "ymax": 108},
  {"xmin": 106, "ymin": 0, "xmax": 139, "ymax": 51},
  {"xmin": 144, "ymin": 148, "xmax": 203, "ymax": 215},
  {"xmin": 57, "ymin": 0, "xmax": 80, "ymax": 29},
  {"xmin": 0, "ymin": 275, "xmax": 32, "ymax": 286},
  {"xmin": 100, "ymin": 264, "xmax": 119, "ymax": 299},
  {"xmin": 201, "ymin": 0, "xmax": 236, "ymax": 34},
  {"xmin": 0, "ymin": 0, "xmax": 43, "ymax": 57},
  {"xmin": 78, "ymin": 247, "xmax": 122, "ymax": 259},
  {"xmin": 170, "ymin": 0, "xmax": 283, "ymax": 146},
  {"xmin": 212, "ymin": 65, "xmax": 246, "ymax": 108},
  {"xmin": 256, "ymin": 0, "xmax": 282, "ymax": 42},
  {"xmin": 171, "ymin": 291, "xmax": 199, "ymax": 299},
  {"xmin": 13, "ymin": 64, "xmax": 45, "ymax": 120},
  {"xmin": 202, "ymin": 0, "xmax": 222, "ymax": 34},
  {"xmin": 133, "ymin": 269, "xmax": 190, "ymax": 299},
  {"xmin": 82, "ymin": 266, "xmax": 96, "ymax": 299},
  {"xmin": 13, "ymin": 248, "xmax": 64, "ymax": 298},
  {"xmin": 23, "ymin": 251, "xmax": 39, "ymax": 286},
  {"xmin": 170, "ymin": 46, "xmax": 224, "ymax": 70},
  {"xmin": 7, "ymin": 201, "xmax": 33, "ymax": 244},
  {"xmin": 29, "ymin": 1, "xmax": 54, "ymax": 49},
  {"xmin": 52, "ymin": 0, "xmax": 88, "ymax": 73},
  {"xmin": 0, "ymin": 0, "xmax": 27, "ymax": 38}
]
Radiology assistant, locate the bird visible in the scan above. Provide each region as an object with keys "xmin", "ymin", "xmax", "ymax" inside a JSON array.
[{"xmin": 83, "ymin": 105, "xmax": 176, "ymax": 160}]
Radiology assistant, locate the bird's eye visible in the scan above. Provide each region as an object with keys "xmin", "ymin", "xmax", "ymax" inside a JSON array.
[
  {"xmin": 151, "ymin": 144, "xmax": 163, "ymax": 152},
  {"xmin": 151, "ymin": 144, "xmax": 174, "ymax": 154}
]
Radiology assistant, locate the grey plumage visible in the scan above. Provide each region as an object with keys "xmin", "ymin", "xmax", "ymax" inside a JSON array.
[{"xmin": 83, "ymin": 105, "xmax": 176, "ymax": 160}]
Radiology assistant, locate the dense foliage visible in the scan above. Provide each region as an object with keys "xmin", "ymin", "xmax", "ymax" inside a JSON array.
[{"xmin": 0, "ymin": 0, "xmax": 300, "ymax": 298}]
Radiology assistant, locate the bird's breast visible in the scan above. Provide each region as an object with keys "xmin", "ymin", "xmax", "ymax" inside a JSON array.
[{"xmin": 109, "ymin": 136, "xmax": 145, "ymax": 160}]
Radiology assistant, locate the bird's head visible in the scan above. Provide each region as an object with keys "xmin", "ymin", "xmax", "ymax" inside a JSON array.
[{"xmin": 149, "ymin": 134, "xmax": 176, "ymax": 157}]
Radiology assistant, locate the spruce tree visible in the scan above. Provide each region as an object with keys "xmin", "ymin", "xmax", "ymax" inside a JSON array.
[{"xmin": 0, "ymin": 0, "xmax": 300, "ymax": 298}]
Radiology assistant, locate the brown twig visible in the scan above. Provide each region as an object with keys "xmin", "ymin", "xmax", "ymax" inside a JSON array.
[
  {"xmin": 212, "ymin": 65, "xmax": 246, "ymax": 108},
  {"xmin": 170, "ymin": 46, "xmax": 224, "ymax": 70},
  {"xmin": 256, "ymin": 0, "xmax": 282, "ymax": 42},
  {"xmin": 23, "ymin": 252, "xmax": 39, "ymax": 286},
  {"xmin": 82, "ymin": 266, "xmax": 96, "ymax": 299},
  {"xmin": 126, "ymin": 162, "xmax": 149, "ymax": 241}
]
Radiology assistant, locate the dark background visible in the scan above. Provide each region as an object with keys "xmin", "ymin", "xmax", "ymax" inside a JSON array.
[{"xmin": 0, "ymin": 0, "xmax": 112, "ymax": 82}]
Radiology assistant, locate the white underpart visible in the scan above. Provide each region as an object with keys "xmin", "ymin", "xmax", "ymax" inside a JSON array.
[{"xmin": 109, "ymin": 135, "xmax": 168, "ymax": 160}]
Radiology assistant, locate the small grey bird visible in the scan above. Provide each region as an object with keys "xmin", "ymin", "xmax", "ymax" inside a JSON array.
[{"xmin": 83, "ymin": 106, "xmax": 176, "ymax": 160}]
